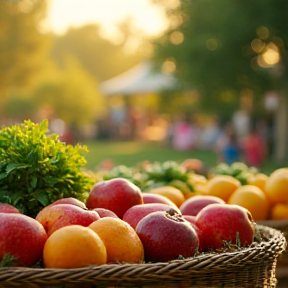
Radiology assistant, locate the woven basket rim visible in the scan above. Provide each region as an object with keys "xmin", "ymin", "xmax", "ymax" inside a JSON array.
[
  {"xmin": 257, "ymin": 218, "xmax": 288, "ymax": 227},
  {"xmin": 0, "ymin": 224, "xmax": 286, "ymax": 286}
]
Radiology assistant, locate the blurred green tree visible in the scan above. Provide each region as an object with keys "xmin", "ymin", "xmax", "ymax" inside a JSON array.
[
  {"xmin": 50, "ymin": 23, "xmax": 143, "ymax": 82},
  {"xmin": 32, "ymin": 56, "xmax": 107, "ymax": 129},
  {"xmin": 152, "ymin": 0, "xmax": 288, "ymax": 162},
  {"xmin": 0, "ymin": 0, "xmax": 50, "ymax": 118}
]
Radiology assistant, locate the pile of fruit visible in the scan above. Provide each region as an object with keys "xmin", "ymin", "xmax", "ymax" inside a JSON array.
[
  {"xmin": 0, "ymin": 178, "xmax": 257, "ymax": 268},
  {"xmin": 1, "ymin": 167, "xmax": 288, "ymax": 268},
  {"xmin": 101, "ymin": 160, "xmax": 288, "ymax": 222},
  {"xmin": 0, "ymin": 120, "xmax": 288, "ymax": 269}
]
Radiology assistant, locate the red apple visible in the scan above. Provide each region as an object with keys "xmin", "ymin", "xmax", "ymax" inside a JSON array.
[
  {"xmin": 0, "ymin": 213, "xmax": 47, "ymax": 266},
  {"xmin": 182, "ymin": 215, "xmax": 200, "ymax": 236},
  {"xmin": 35, "ymin": 204, "xmax": 100, "ymax": 236},
  {"xmin": 142, "ymin": 193, "xmax": 179, "ymax": 210},
  {"xmin": 123, "ymin": 203, "xmax": 181, "ymax": 230},
  {"xmin": 135, "ymin": 209, "xmax": 199, "ymax": 262},
  {"xmin": 86, "ymin": 178, "xmax": 143, "ymax": 218},
  {"xmin": 49, "ymin": 197, "xmax": 87, "ymax": 209},
  {"xmin": 181, "ymin": 158, "xmax": 204, "ymax": 171},
  {"xmin": 92, "ymin": 208, "xmax": 119, "ymax": 218},
  {"xmin": 0, "ymin": 203, "xmax": 21, "ymax": 214},
  {"xmin": 182, "ymin": 215, "xmax": 196, "ymax": 224},
  {"xmin": 195, "ymin": 203, "xmax": 255, "ymax": 252},
  {"xmin": 180, "ymin": 195, "xmax": 225, "ymax": 216}
]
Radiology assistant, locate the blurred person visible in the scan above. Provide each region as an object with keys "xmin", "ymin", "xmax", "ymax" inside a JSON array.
[
  {"xmin": 222, "ymin": 133, "xmax": 241, "ymax": 165},
  {"xmin": 50, "ymin": 118, "xmax": 73, "ymax": 144},
  {"xmin": 110, "ymin": 105, "xmax": 128, "ymax": 139},
  {"xmin": 215, "ymin": 122, "xmax": 241, "ymax": 164},
  {"xmin": 232, "ymin": 110, "xmax": 250, "ymax": 142},
  {"xmin": 171, "ymin": 113, "xmax": 194, "ymax": 151},
  {"xmin": 242, "ymin": 125, "xmax": 267, "ymax": 167},
  {"xmin": 200, "ymin": 117, "xmax": 222, "ymax": 150}
]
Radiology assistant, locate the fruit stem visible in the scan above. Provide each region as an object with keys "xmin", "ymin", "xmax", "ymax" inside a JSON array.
[{"xmin": 166, "ymin": 208, "xmax": 184, "ymax": 222}]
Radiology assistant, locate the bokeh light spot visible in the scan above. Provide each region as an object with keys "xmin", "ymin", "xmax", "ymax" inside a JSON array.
[
  {"xmin": 206, "ymin": 38, "xmax": 218, "ymax": 51},
  {"xmin": 170, "ymin": 31, "xmax": 184, "ymax": 45}
]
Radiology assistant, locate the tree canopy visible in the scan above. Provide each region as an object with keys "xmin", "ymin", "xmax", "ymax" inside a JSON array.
[
  {"xmin": 152, "ymin": 0, "xmax": 288, "ymax": 119},
  {"xmin": 31, "ymin": 56, "xmax": 107, "ymax": 128},
  {"xmin": 0, "ymin": 5, "xmax": 145, "ymax": 128},
  {"xmin": 50, "ymin": 24, "xmax": 143, "ymax": 82},
  {"xmin": 0, "ymin": 0, "xmax": 49, "ymax": 113}
]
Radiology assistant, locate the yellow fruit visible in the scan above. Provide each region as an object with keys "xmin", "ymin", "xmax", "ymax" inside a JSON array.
[
  {"xmin": 188, "ymin": 173, "xmax": 208, "ymax": 186},
  {"xmin": 247, "ymin": 173, "xmax": 268, "ymax": 192},
  {"xmin": 265, "ymin": 168, "xmax": 288, "ymax": 204},
  {"xmin": 147, "ymin": 186, "xmax": 185, "ymax": 207},
  {"xmin": 43, "ymin": 225, "xmax": 107, "ymax": 268},
  {"xmin": 228, "ymin": 185, "xmax": 270, "ymax": 221},
  {"xmin": 271, "ymin": 203, "xmax": 288, "ymax": 220},
  {"xmin": 184, "ymin": 174, "xmax": 208, "ymax": 199},
  {"xmin": 206, "ymin": 175, "xmax": 241, "ymax": 202},
  {"xmin": 194, "ymin": 183, "xmax": 208, "ymax": 195},
  {"xmin": 89, "ymin": 217, "xmax": 144, "ymax": 264}
]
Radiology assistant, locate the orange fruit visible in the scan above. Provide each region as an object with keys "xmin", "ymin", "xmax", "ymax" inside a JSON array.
[
  {"xmin": 147, "ymin": 186, "xmax": 185, "ymax": 207},
  {"xmin": 43, "ymin": 225, "xmax": 107, "ymax": 268},
  {"xmin": 247, "ymin": 173, "xmax": 268, "ymax": 192},
  {"xmin": 206, "ymin": 175, "xmax": 241, "ymax": 202},
  {"xmin": 228, "ymin": 185, "xmax": 270, "ymax": 221},
  {"xmin": 265, "ymin": 168, "xmax": 288, "ymax": 204},
  {"xmin": 271, "ymin": 203, "xmax": 288, "ymax": 220},
  {"xmin": 184, "ymin": 183, "xmax": 208, "ymax": 200},
  {"xmin": 89, "ymin": 217, "xmax": 144, "ymax": 264}
]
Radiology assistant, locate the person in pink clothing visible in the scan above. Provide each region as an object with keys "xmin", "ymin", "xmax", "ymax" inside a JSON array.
[
  {"xmin": 242, "ymin": 126, "xmax": 267, "ymax": 167},
  {"xmin": 171, "ymin": 114, "xmax": 194, "ymax": 151}
]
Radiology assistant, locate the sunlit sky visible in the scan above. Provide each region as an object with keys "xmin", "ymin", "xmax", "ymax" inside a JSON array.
[{"xmin": 45, "ymin": 0, "xmax": 168, "ymax": 37}]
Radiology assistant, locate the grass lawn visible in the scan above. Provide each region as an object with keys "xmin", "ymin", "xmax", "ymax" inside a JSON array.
[
  {"xmin": 83, "ymin": 140, "xmax": 217, "ymax": 170},
  {"xmin": 81, "ymin": 140, "xmax": 281, "ymax": 175}
]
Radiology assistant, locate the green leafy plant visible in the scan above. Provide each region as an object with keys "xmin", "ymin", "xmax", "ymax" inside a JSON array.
[
  {"xmin": 0, "ymin": 253, "xmax": 18, "ymax": 267},
  {"xmin": 102, "ymin": 165, "xmax": 144, "ymax": 188},
  {"xmin": 209, "ymin": 162, "xmax": 259, "ymax": 185},
  {"xmin": 141, "ymin": 161, "xmax": 194, "ymax": 192},
  {"xmin": 0, "ymin": 119, "xmax": 94, "ymax": 217}
]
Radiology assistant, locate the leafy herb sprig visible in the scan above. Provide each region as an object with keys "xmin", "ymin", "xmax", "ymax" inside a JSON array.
[{"xmin": 0, "ymin": 120, "xmax": 94, "ymax": 217}]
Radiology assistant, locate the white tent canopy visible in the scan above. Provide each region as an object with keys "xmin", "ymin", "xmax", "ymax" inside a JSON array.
[{"xmin": 98, "ymin": 61, "xmax": 177, "ymax": 96}]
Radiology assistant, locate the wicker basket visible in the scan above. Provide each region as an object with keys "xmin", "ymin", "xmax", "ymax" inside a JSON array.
[
  {"xmin": 257, "ymin": 219, "xmax": 288, "ymax": 273},
  {"xmin": 0, "ymin": 225, "xmax": 286, "ymax": 288},
  {"xmin": 257, "ymin": 219, "xmax": 288, "ymax": 236}
]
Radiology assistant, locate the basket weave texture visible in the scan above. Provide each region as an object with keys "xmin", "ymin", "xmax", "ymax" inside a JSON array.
[
  {"xmin": 0, "ymin": 225, "xmax": 286, "ymax": 288},
  {"xmin": 257, "ymin": 219, "xmax": 288, "ymax": 236},
  {"xmin": 257, "ymin": 219, "xmax": 288, "ymax": 269}
]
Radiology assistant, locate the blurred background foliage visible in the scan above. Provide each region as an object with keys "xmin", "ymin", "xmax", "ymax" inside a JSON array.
[
  {"xmin": 0, "ymin": 0, "xmax": 288, "ymax": 165},
  {"xmin": 0, "ymin": 0, "xmax": 144, "ymax": 128},
  {"xmin": 151, "ymin": 0, "xmax": 288, "ymax": 162},
  {"xmin": 152, "ymin": 0, "xmax": 288, "ymax": 117}
]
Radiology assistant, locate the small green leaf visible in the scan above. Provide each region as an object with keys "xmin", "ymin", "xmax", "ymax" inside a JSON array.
[
  {"xmin": 27, "ymin": 151, "xmax": 39, "ymax": 165},
  {"xmin": 39, "ymin": 119, "xmax": 48, "ymax": 134},
  {"xmin": 0, "ymin": 253, "xmax": 19, "ymax": 267},
  {"xmin": 34, "ymin": 190, "xmax": 50, "ymax": 206},
  {"xmin": 10, "ymin": 193, "xmax": 24, "ymax": 206},
  {"xmin": 0, "ymin": 173, "xmax": 7, "ymax": 180},
  {"xmin": 236, "ymin": 231, "xmax": 241, "ymax": 247},
  {"xmin": 31, "ymin": 176, "xmax": 37, "ymax": 188},
  {"xmin": 0, "ymin": 192, "xmax": 11, "ymax": 204},
  {"xmin": 6, "ymin": 163, "xmax": 29, "ymax": 174},
  {"xmin": 43, "ymin": 175, "xmax": 61, "ymax": 186}
]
